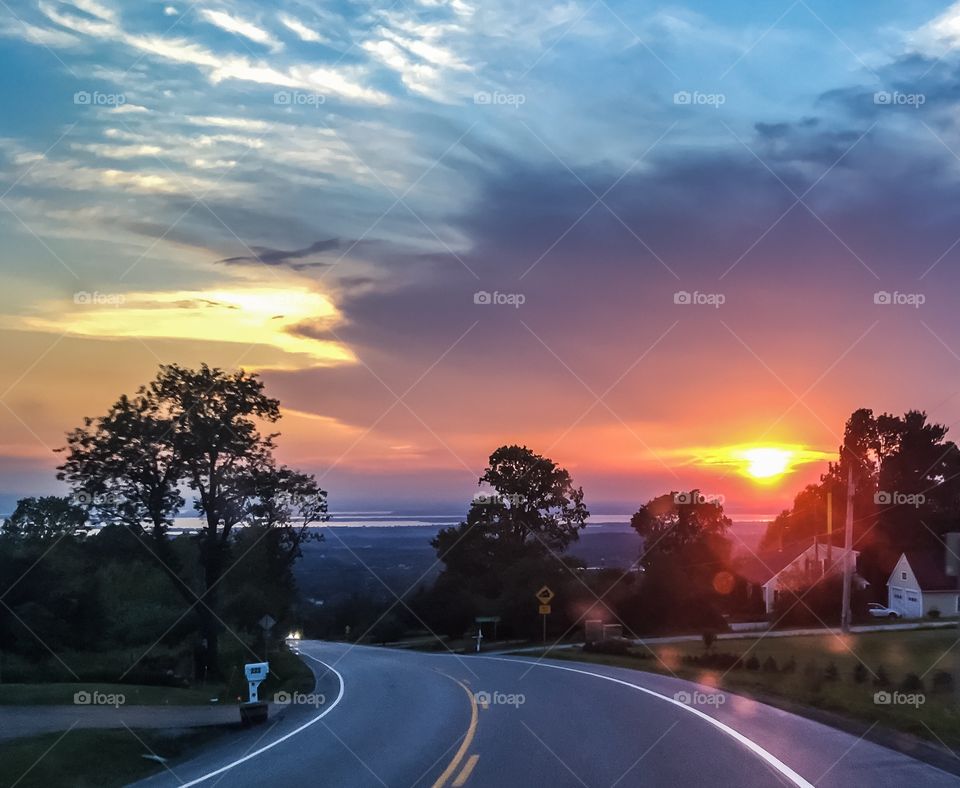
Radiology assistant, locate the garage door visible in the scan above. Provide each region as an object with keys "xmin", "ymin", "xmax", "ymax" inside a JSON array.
[
  {"xmin": 904, "ymin": 590, "xmax": 923, "ymax": 617},
  {"xmin": 890, "ymin": 587, "xmax": 923, "ymax": 617}
]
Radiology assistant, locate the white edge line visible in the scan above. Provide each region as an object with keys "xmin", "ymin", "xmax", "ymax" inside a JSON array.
[
  {"xmin": 472, "ymin": 655, "xmax": 814, "ymax": 788},
  {"xmin": 177, "ymin": 654, "xmax": 345, "ymax": 787}
]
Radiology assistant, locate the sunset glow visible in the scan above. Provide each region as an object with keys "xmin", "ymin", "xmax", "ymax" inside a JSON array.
[
  {"xmin": 741, "ymin": 448, "xmax": 793, "ymax": 480},
  {"xmin": 693, "ymin": 445, "xmax": 833, "ymax": 486}
]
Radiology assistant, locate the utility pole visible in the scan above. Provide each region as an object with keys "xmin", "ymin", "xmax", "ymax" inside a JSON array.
[
  {"xmin": 826, "ymin": 491, "xmax": 833, "ymax": 566},
  {"xmin": 944, "ymin": 532, "xmax": 960, "ymax": 705},
  {"xmin": 841, "ymin": 465, "xmax": 855, "ymax": 633}
]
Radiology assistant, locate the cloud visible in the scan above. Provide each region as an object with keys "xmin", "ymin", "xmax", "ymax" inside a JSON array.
[
  {"xmin": 35, "ymin": 0, "xmax": 390, "ymax": 104},
  {"xmin": 199, "ymin": 9, "xmax": 283, "ymax": 52},
  {"xmin": 0, "ymin": 20, "xmax": 80, "ymax": 48},
  {"xmin": 11, "ymin": 285, "xmax": 356, "ymax": 370},
  {"xmin": 278, "ymin": 13, "xmax": 325, "ymax": 44},
  {"xmin": 218, "ymin": 238, "xmax": 341, "ymax": 268},
  {"xmin": 911, "ymin": 1, "xmax": 960, "ymax": 56}
]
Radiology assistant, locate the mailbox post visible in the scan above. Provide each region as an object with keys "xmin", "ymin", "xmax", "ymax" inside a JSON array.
[{"xmin": 240, "ymin": 661, "xmax": 270, "ymax": 725}]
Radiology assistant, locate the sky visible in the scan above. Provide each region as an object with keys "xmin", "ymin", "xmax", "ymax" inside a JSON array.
[{"xmin": 3, "ymin": 0, "xmax": 960, "ymax": 515}]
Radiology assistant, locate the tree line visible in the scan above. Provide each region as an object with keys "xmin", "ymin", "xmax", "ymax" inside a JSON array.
[
  {"xmin": 2, "ymin": 364, "xmax": 326, "ymax": 681},
  {"xmin": 4, "ymin": 366, "xmax": 957, "ymax": 670}
]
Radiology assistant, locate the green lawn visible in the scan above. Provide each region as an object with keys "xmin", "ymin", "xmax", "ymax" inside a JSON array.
[
  {"xmin": 0, "ymin": 682, "xmax": 220, "ymax": 706},
  {"xmin": 543, "ymin": 629, "xmax": 960, "ymax": 749},
  {"xmin": 0, "ymin": 728, "xmax": 226, "ymax": 788},
  {"xmin": 1, "ymin": 644, "xmax": 316, "ymax": 706}
]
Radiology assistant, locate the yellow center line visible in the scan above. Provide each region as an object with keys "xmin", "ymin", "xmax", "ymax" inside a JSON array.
[
  {"xmin": 431, "ymin": 671, "xmax": 479, "ymax": 788},
  {"xmin": 452, "ymin": 754, "xmax": 480, "ymax": 787}
]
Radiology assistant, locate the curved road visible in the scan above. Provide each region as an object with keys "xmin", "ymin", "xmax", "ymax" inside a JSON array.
[{"xmin": 136, "ymin": 641, "xmax": 958, "ymax": 787}]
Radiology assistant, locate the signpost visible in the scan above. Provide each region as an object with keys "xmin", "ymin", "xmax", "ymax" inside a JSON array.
[
  {"xmin": 535, "ymin": 586, "xmax": 554, "ymax": 643},
  {"xmin": 258, "ymin": 614, "xmax": 276, "ymax": 660},
  {"xmin": 474, "ymin": 615, "xmax": 501, "ymax": 643}
]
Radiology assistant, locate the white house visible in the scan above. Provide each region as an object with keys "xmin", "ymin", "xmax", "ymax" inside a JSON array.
[
  {"xmin": 886, "ymin": 552, "xmax": 959, "ymax": 618},
  {"xmin": 736, "ymin": 537, "xmax": 860, "ymax": 614}
]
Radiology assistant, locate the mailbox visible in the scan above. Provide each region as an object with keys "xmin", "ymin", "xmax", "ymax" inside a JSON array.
[{"xmin": 244, "ymin": 661, "xmax": 269, "ymax": 703}]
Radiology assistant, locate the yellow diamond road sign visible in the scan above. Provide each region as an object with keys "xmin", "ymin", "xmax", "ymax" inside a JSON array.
[{"xmin": 535, "ymin": 586, "xmax": 554, "ymax": 604}]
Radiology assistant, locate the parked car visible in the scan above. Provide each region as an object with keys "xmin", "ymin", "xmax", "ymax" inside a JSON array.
[{"xmin": 868, "ymin": 603, "xmax": 901, "ymax": 619}]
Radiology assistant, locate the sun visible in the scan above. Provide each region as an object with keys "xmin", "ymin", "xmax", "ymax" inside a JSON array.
[
  {"xmin": 694, "ymin": 443, "xmax": 832, "ymax": 482},
  {"xmin": 741, "ymin": 447, "xmax": 793, "ymax": 480}
]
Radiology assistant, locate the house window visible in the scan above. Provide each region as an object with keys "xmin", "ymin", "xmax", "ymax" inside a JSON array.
[{"xmin": 901, "ymin": 571, "xmax": 907, "ymax": 581}]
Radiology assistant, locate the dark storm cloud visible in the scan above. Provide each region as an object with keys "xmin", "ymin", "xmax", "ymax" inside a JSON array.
[
  {"xmin": 322, "ymin": 108, "xmax": 960, "ymax": 375},
  {"xmin": 218, "ymin": 238, "xmax": 340, "ymax": 268}
]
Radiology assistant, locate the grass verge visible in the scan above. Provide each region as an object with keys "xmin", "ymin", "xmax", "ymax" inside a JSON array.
[
  {"xmin": 533, "ymin": 629, "xmax": 960, "ymax": 751},
  {"xmin": 0, "ymin": 727, "xmax": 227, "ymax": 788},
  {"xmin": 0, "ymin": 683, "xmax": 219, "ymax": 706}
]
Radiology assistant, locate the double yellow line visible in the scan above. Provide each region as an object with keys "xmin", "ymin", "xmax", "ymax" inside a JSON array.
[{"xmin": 432, "ymin": 674, "xmax": 480, "ymax": 788}]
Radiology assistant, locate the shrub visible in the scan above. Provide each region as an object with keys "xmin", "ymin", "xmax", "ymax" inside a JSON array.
[
  {"xmin": 852, "ymin": 663, "xmax": 868, "ymax": 684},
  {"xmin": 928, "ymin": 608, "xmax": 941, "ymax": 619},
  {"xmin": 762, "ymin": 656, "xmax": 778, "ymax": 673},
  {"xmin": 702, "ymin": 631, "xmax": 716, "ymax": 651},
  {"xmin": 745, "ymin": 655, "xmax": 760, "ymax": 671},
  {"xmin": 781, "ymin": 657, "xmax": 797, "ymax": 674},
  {"xmin": 900, "ymin": 673, "xmax": 924, "ymax": 693},
  {"xmin": 932, "ymin": 671, "xmax": 953, "ymax": 694},
  {"xmin": 802, "ymin": 661, "xmax": 821, "ymax": 692},
  {"xmin": 583, "ymin": 638, "xmax": 631, "ymax": 655},
  {"xmin": 824, "ymin": 662, "xmax": 839, "ymax": 681},
  {"xmin": 682, "ymin": 652, "xmax": 742, "ymax": 671},
  {"xmin": 873, "ymin": 665, "xmax": 890, "ymax": 688}
]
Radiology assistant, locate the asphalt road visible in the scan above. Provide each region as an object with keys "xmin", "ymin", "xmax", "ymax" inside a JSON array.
[{"xmin": 135, "ymin": 641, "xmax": 959, "ymax": 787}]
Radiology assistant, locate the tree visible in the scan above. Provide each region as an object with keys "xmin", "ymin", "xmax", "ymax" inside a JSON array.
[
  {"xmin": 1, "ymin": 496, "xmax": 87, "ymax": 540},
  {"xmin": 56, "ymin": 363, "xmax": 327, "ymax": 677},
  {"xmin": 476, "ymin": 444, "xmax": 589, "ymax": 550},
  {"xmin": 428, "ymin": 446, "xmax": 588, "ymax": 636},
  {"xmin": 630, "ymin": 491, "xmax": 731, "ymax": 565},
  {"xmin": 57, "ymin": 393, "xmax": 183, "ymax": 538},
  {"xmin": 243, "ymin": 464, "xmax": 327, "ymax": 567},
  {"xmin": 623, "ymin": 491, "xmax": 732, "ymax": 634},
  {"xmin": 761, "ymin": 408, "xmax": 960, "ymax": 586}
]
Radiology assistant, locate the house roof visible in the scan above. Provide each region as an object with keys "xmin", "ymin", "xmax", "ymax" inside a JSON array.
[
  {"xmin": 903, "ymin": 551, "xmax": 958, "ymax": 592},
  {"xmin": 735, "ymin": 535, "xmax": 850, "ymax": 586}
]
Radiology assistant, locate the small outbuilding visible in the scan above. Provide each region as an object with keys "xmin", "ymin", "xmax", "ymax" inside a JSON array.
[{"xmin": 887, "ymin": 552, "xmax": 959, "ymax": 618}]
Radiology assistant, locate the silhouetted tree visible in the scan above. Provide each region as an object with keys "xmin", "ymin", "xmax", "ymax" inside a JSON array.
[
  {"xmin": 428, "ymin": 445, "xmax": 588, "ymax": 636},
  {"xmin": 56, "ymin": 364, "xmax": 326, "ymax": 677},
  {"xmin": 2, "ymin": 496, "xmax": 87, "ymax": 540}
]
